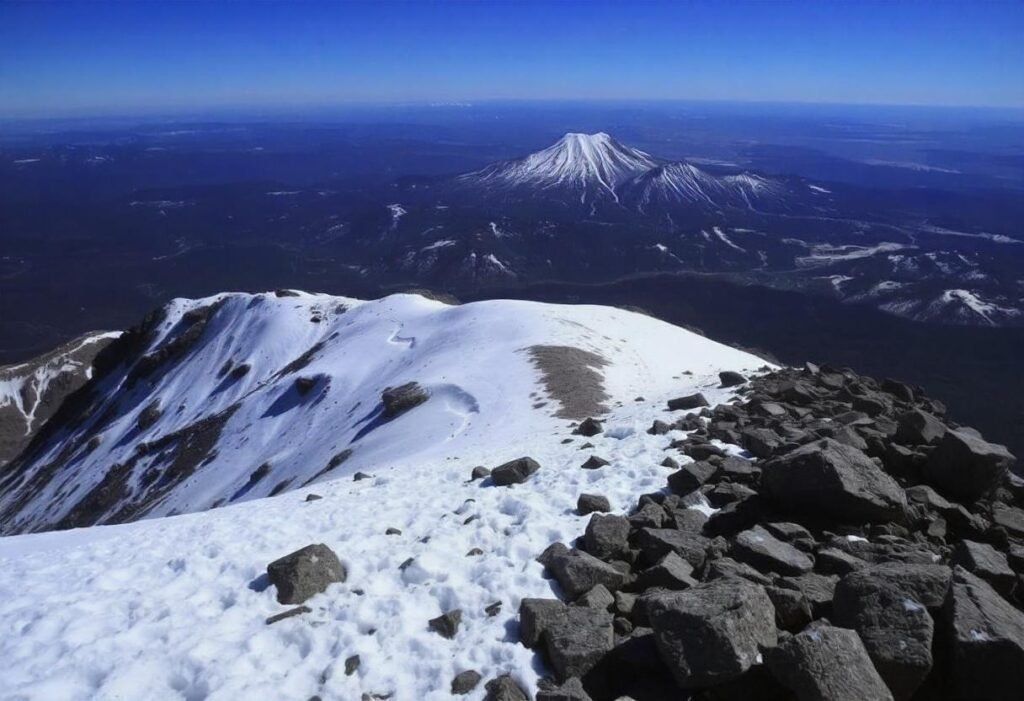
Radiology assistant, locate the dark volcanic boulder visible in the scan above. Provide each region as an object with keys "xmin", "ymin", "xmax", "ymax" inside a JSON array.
[
  {"xmin": 484, "ymin": 675, "xmax": 529, "ymax": 701},
  {"xmin": 668, "ymin": 460, "xmax": 718, "ymax": 495},
  {"xmin": 925, "ymin": 429, "xmax": 1016, "ymax": 502},
  {"xmin": 646, "ymin": 579, "xmax": 777, "ymax": 688},
  {"xmin": 520, "ymin": 598, "xmax": 567, "ymax": 647},
  {"xmin": 451, "ymin": 670, "xmax": 482, "ymax": 694},
  {"xmin": 549, "ymin": 549, "xmax": 629, "ymax": 598},
  {"xmin": 491, "ymin": 457, "xmax": 540, "ymax": 486},
  {"xmin": 381, "ymin": 381, "xmax": 429, "ymax": 417},
  {"xmin": 266, "ymin": 543, "xmax": 346, "ymax": 605},
  {"xmin": 833, "ymin": 568, "xmax": 937, "ymax": 700},
  {"xmin": 894, "ymin": 409, "xmax": 946, "ymax": 446},
  {"xmin": 544, "ymin": 606, "xmax": 614, "ymax": 680},
  {"xmin": 943, "ymin": 566, "xmax": 1024, "ymax": 701},
  {"xmin": 719, "ymin": 371, "xmax": 748, "ymax": 388},
  {"xmin": 952, "ymin": 540, "xmax": 1016, "ymax": 595},
  {"xmin": 732, "ymin": 525, "xmax": 814, "ymax": 576},
  {"xmin": 577, "ymin": 493, "xmax": 611, "ymax": 515},
  {"xmin": 761, "ymin": 439, "xmax": 906, "ymax": 524},
  {"xmin": 536, "ymin": 677, "xmax": 592, "ymax": 701},
  {"xmin": 767, "ymin": 624, "xmax": 894, "ymax": 701},
  {"xmin": 583, "ymin": 514, "xmax": 630, "ymax": 560},
  {"xmin": 574, "ymin": 417, "xmax": 604, "ymax": 437},
  {"xmin": 667, "ymin": 393, "xmax": 710, "ymax": 411},
  {"xmin": 635, "ymin": 527, "xmax": 710, "ymax": 570}
]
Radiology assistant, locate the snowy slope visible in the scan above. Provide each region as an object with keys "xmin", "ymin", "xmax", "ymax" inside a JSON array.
[
  {"xmin": 0, "ymin": 331, "xmax": 120, "ymax": 466},
  {"xmin": 624, "ymin": 161, "xmax": 788, "ymax": 212},
  {"xmin": 455, "ymin": 132, "xmax": 660, "ymax": 202},
  {"xmin": 0, "ymin": 292, "xmax": 766, "ymax": 700},
  {"xmin": 0, "ymin": 292, "xmax": 760, "ymax": 534}
]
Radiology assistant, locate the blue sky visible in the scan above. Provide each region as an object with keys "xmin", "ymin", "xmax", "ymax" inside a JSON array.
[{"xmin": 1, "ymin": 0, "xmax": 1022, "ymax": 117}]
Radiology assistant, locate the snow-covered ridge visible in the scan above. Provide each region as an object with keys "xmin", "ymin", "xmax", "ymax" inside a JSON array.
[{"xmin": 0, "ymin": 291, "xmax": 761, "ymax": 535}]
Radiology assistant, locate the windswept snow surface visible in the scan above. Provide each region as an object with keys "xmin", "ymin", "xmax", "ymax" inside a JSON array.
[{"xmin": 0, "ymin": 293, "xmax": 765, "ymax": 700}]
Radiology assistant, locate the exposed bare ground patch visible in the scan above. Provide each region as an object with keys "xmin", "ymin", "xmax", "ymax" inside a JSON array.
[{"xmin": 525, "ymin": 345, "xmax": 610, "ymax": 420}]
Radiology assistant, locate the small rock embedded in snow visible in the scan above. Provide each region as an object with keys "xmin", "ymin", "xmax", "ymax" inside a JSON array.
[
  {"xmin": 264, "ymin": 605, "xmax": 311, "ymax": 625},
  {"xmin": 719, "ymin": 371, "xmax": 747, "ymax": 388},
  {"xmin": 385, "ymin": 527, "xmax": 402, "ymax": 535},
  {"xmin": 344, "ymin": 654, "xmax": 360, "ymax": 675},
  {"xmin": 353, "ymin": 471, "xmax": 372, "ymax": 481},
  {"xmin": 580, "ymin": 455, "xmax": 610, "ymax": 470},
  {"xmin": 491, "ymin": 456, "xmax": 540, "ymax": 485},
  {"xmin": 577, "ymin": 493, "xmax": 611, "ymax": 515},
  {"xmin": 451, "ymin": 670, "xmax": 482, "ymax": 694},
  {"xmin": 304, "ymin": 493, "xmax": 322, "ymax": 502},
  {"xmin": 428, "ymin": 609, "xmax": 463, "ymax": 639},
  {"xmin": 266, "ymin": 543, "xmax": 346, "ymax": 605},
  {"xmin": 574, "ymin": 417, "xmax": 604, "ymax": 436}
]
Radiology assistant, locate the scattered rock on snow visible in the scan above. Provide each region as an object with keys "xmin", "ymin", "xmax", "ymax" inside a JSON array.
[
  {"xmin": 451, "ymin": 670, "xmax": 482, "ymax": 694},
  {"xmin": 491, "ymin": 457, "xmax": 540, "ymax": 486},
  {"xmin": 428, "ymin": 609, "xmax": 463, "ymax": 639},
  {"xmin": 667, "ymin": 393, "xmax": 709, "ymax": 411},
  {"xmin": 381, "ymin": 381, "xmax": 430, "ymax": 418},
  {"xmin": 577, "ymin": 493, "xmax": 611, "ymax": 515},
  {"xmin": 266, "ymin": 543, "xmax": 346, "ymax": 605}
]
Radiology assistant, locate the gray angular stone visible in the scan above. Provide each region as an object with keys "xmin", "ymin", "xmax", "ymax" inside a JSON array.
[
  {"xmin": 381, "ymin": 381, "xmax": 429, "ymax": 417},
  {"xmin": 668, "ymin": 461, "xmax": 718, "ymax": 495},
  {"xmin": 647, "ymin": 579, "xmax": 777, "ymax": 688},
  {"xmin": 266, "ymin": 543, "xmax": 346, "ymax": 605},
  {"xmin": 491, "ymin": 456, "xmax": 540, "ymax": 486},
  {"xmin": 944, "ymin": 566, "xmax": 1024, "ymax": 701},
  {"xmin": 536, "ymin": 677, "xmax": 592, "ymax": 701},
  {"xmin": 761, "ymin": 439, "xmax": 907, "ymax": 524},
  {"xmin": 576, "ymin": 583, "xmax": 615, "ymax": 610},
  {"xmin": 574, "ymin": 417, "xmax": 604, "ymax": 437},
  {"xmin": 544, "ymin": 606, "xmax": 614, "ymax": 680},
  {"xmin": 767, "ymin": 624, "xmax": 894, "ymax": 701},
  {"xmin": 925, "ymin": 429, "xmax": 1016, "ymax": 502},
  {"xmin": 704, "ymin": 557, "xmax": 773, "ymax": 586},
  {"xmin": 484, "ymin": 675, "xmax": 529, "ymax": 701},
  {"xmin": 580, "ymin": 455, "xmax": 610, "ymax": 470},
  {"xmin": 635, "ymin": 527, "xmax": 709, "ymax": 570},
  {"xmin": 471, "ymin": 465, "xmax": 491, "ymax": 480},
  {"xmin": 719, "ymin": 371, "xmax": 748, "ymax": 388},
  {"xmin": 894, "ymin": 409, "xmax": 947, "ymax": 446},
  {"xmin": 635, "ymin": 551, "xmax": 698, "ymax": 590},
  {"xmin": 952, "ymin": 540, "xmax": 1016, "ymax": 595},
  {"xmin": 428, "ymin": 609, "xmax": 462, "ymax": 639},
  {"xmin": 451, "ymin": 670, "xmax": 482, "ymax": 694},
  {"xmin": 520, "ymin": 598, "xmax": 566, "ymax": 647},
  {"xmin": 576, "ymin": 493, "xmax": 611, "ymax": 515},
  {"xmin": 584, "ymin": 513, "xmax": 630, "ymax": 560},
  {"xmin": 833, "ymin": 569, "xmax": 935, "ymax": 700},
  {"xmin": 733, "ymin": 525, "xmax": 814, "ymax": 576},
  {"xmin": 550, "ymin": 549, "xmax": 629, "ymax": 598},
  {"xmin": 667, "ymin": 393, "xmax": 710, "ymax": 411}
]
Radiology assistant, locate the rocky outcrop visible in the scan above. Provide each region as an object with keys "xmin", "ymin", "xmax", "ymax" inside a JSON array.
[{"xmin": 518, "ymin": 363, "xmax": 1021, "ymax": 701}]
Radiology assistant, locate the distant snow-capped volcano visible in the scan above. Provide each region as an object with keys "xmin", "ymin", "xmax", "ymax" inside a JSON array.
[
  {"xmin": 452, "ymin": 132, "xmax": 790, "ymax": 212},
  {"xmin": 456, "ymin": 132, "xmax": 660, "ymax": 202}
]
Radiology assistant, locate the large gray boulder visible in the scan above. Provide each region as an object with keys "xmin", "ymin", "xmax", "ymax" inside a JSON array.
[
  {"xmin": 647, "ymin": 579, "xmax": 777, "ymax": 688},
  {"xmin": 635, "ymin": 527, "xmax": 710, "ymax": 570},
  {"xmin": 767, "ymin": 624, "xmax": 894, "ymax": 701},
  {"xmin": 894, "ymin": 409, "xmax": 946, "ymax": 446},
  {"xmin": 484, "ymin": 675, "xmax": 529, "ymax": 701},
  {"xmin": 583, "ymin": 514, "xmax": 630, "ymax": 560},
  {"xmin": 761, "ymin": 439, "xmax": 907, "ymax": 524},
  {"xmin": 544, "ymin": 606, "xmax": 614, "ymax": 680},
  {"xmin": 733, "ymin": 525, "xmax": 814, "ymax": 576},
  {"xmin": 833, "ymin": 567, "xmax": 936, "ymax": 700},
  {"xmin": 520, "ymin": 598, "xmax": 567, "ymax": 647},
  {"xmin": 667, "ymin": 392, "xmax": 710, "ymax": 411},
  {"xmin": 952, "ymin": 540, "xmax": 1016, "ymax": 595},
  {"xmin": 491, "ymin": 456, "xmax": 540, "ymax": 486},
  {"xmin": 549, "ymin": 549, "xmax": 629, "ymax": 598},
  {"xmin": 943, "ymin": 566, "xmax": 1024, "ymax": 701},
  {"xmin": 266, "ymin": 543, "xmax": 346, "ymax": 605},
  {"xmin": 925, "ymin": 429, "xmax": 1016, "ymax": 502}
]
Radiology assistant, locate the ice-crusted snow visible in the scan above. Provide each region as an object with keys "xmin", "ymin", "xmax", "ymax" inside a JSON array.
[{"xmin": 0, "ymin": 293, "xmax": 765, "ymax": 700}]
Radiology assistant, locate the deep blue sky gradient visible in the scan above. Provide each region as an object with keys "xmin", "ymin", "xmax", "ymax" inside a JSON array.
[{"xmin": 2, "ymin": 0, "xmax": 1022, "ymax": 117}]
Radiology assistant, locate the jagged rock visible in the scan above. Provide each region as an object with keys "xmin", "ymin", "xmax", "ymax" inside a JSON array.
[
  {"xmin": 574, "ymin": 417, "xmax": 604, "ymax": 437},
  {"xmin": 925, "ymin": 429, "xmax": 1016, "ymax": 502},
  {"xmin": 718, "ymin": 455, "xmax": 760, "ymax": 483},
  {"xmin": 584, "ymin": 514, "xmax": 630, "ymax": 560},
  {"xmin": 345, "ymin": 654, "xmax": 360, "ymax": 675},
  {"xmin": 667, "ymin": 461, "xmax": 718, "ymax": 495},
  {"xmin": 647, "ymin": 579, "xmax": 777, "ymax": 688},
  {"xmin": 451, "ymin": 670, "xmax": 482, "ymax": 694},
  {"xmin": 576, "ymin": 584, "xmax": 615, "ymax": 610},
  {"xmin": 719, "ymin": 371, "xmax": 747, "ymax": 388},
  {"xmin": 894, "ymin": 409, "xmax": 947, "ymax": 446},
  {"xmin": 544, "ymin": 606, "xmax": 614, "ymax": 680},
  {"xmin": 428, "ymin": 609, "xmax": 462, "ymax": 639},
  {"xmin": 580, "ymin": 455, "xmax": 610, "ymax": 470},
  {"xmin": 704, "ymin": 557, "xmax": 773, "ymax": 586},
  {"xmin": 776, "ymin": 573, "xmax": 839, "ymax": 618},
  {"xmin": 833, "ymin": 568, "xmax": 935, "ymax": 700},
  {"xmin": 471, "ymin": 466, "xmax": 491, "ymax": 480},
  {"xmin": 815, "ymin": 547, "xmax": 869, "ymax": 575},
  {"xmin": 952, "ymin": 540, "xmax": 1016, "ymax": 596},
  {"xmin": 741, "ymin": 427, "xmax": 785, "ymax": 459},
  {"xmin": 484, "ymin": 675, "xmax": 529, "ymax": 701},
  {"xmin": 667, "ymin": 393, "xmax": 709, "ymax": 411},
  {"xmin": 538, "ymin": 542, "xmax": 571, "ymax": 569},
  {"xmin": 944, "ymin": 566, "xmax": 1024, "ymax": 701},
  {"xmin": 577, "ymin": 493, "xmax": 611, "ymax": 515},
  {"xmin": 767, "ymin": 624, "xmax": 894, "ymax": 701},
  {"xmin": 629, "ymin": 500, "xmax": 668, "ymax": 528},
  {"xmin": 761, "ymin": 438, "xmax": 907, "ymax": 524},
  {"xmin": 991, "ymin": 503, "xmax": 1024, "ymax": 539},
  {"xmin": 536, "ymin": 677, "xmax": 592, "ymax": 701},
  {"xmin": 550, "ymin": 549, "xmax": 629, "ymax": 598},
  {"xmin": 733, "ymin": 525, "xmax": 814, "ymax": 576},
  {"xmin": 491, "ymin": 456, "xmax": 540, "ymax": 485},
  {"xmin": 266, "ymin": 543, "xmax": 346, "ymax": 605},
  {"xmin": 764, "ymin": 522, "xmax": 816, "ymax": 550},
  {"xmin": 648, "ymin": 419, "xmax": 672, "ymax": 435},
  {"xmin": 635, "ymin": 551, "xmax": 698, "ymax": 590},
  {"xmin": 682, "ymin": 442, "xmax": 726, "ymax": 461},
  {"xmin": 353, "ymin": 471, "xmax": 372, "ymax": 481},
  {"xmin": 381, "ymin": 381, "xmax": 429, "ymax": 417},
  {"xmin": 635, "ymin": 527, "xmax": 709, "ymax": 570},
  {"xmin": 766, "ymin": 585, "xmax": 812, "ymax": 632}
]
